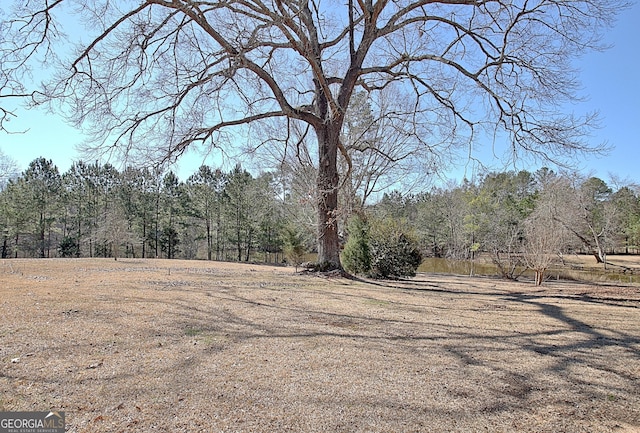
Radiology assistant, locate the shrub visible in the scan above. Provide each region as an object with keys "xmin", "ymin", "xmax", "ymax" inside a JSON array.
[
  {"xmin": 283, "ymin": 225, "xmax": 306, "ymax": 271},
  {"xmin": 368, "ymin": 218, "xmax": 423, "ymax": 279},
  {"xmin": 58, "ymin": 236, "xmax": 79, "ymax": 258},
  {"xmin": 342, "ymin": 214, "xmax": 371, "ymax": 275},
  {"xmin": 341, "ymin": 215, "xmax": 423, "ymax": 279}
]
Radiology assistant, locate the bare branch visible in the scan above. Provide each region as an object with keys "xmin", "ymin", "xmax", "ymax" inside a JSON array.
[{"xmin": 1, "ymin": 0, "xmax": 625, "ymax": 268}]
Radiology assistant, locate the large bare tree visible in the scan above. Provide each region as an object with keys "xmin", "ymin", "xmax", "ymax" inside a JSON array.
[{"xmin": 2, "ymin": 0, "xmax": 620, "ymax": 269}]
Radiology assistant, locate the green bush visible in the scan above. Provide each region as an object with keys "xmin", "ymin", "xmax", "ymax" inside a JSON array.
[
  {"xmin": 342, "ymin": 215, "xmax": 422, "ymax": 279},
  {"xmin": 283, "ymin": 225, "xmax": 306, "ymax": 271},
  {"xmin": 58, "ymin": 236, "xmax": 79, "ymax": 258},
  {"xmin": 342, "ymin": 214, "xmax": 371, "ymax": 275},
  {"xmin": 368, "ymin": 218, "xmax": 423, "ymax": 279}
]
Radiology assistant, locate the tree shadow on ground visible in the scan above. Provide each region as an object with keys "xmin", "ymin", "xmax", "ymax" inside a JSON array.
[{"xmin": 4, "ymin": 267, "xmax": 639, "ymax": 431}]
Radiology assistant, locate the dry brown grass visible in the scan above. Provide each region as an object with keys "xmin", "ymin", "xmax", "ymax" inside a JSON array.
[
  {"xmin": 560, "ymin": 254, "xmax": 640, "ymax": 270},
  {"xmin": 1, "ymin": 258, "xmax": 639, "ymax": 432}
]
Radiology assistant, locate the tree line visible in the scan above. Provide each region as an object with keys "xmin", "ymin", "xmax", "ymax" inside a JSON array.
[
  {"xmin": 2, "ymin": 158, "xmax": 639, "ymax": 279},
  {"xmin": 371, "ymin": 170, "xmax": 640, "ymax": 283},
  {"xmin": 0, "ymin": 158, "xmax": 305, "ymax": 262}
]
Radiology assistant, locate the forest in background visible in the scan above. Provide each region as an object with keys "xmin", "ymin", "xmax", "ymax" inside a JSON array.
[{"xmin": 1, "ymin": 156, "xmax": 639, "ymax": 277}]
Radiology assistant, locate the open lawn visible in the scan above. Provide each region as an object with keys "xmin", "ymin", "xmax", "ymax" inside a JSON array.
[{"xmin": 1, "ymin": 258, "xmax": 639, "ymax": 432}]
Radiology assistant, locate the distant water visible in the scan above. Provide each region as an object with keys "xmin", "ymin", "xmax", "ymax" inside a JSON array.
[
  {"xmin": 417, "ymin": 257, "xmax": 502, "ymax": 276},
  {"xmin": 417, "ymin": 257, "xmax": 639, "ymax": 284}
]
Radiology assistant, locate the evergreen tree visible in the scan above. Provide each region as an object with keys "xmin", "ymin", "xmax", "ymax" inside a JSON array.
[
  {"xmin": 283, "ymin": 225, "xmax": 306, "ymax": 272},
  {"xmin": 159, "ymin": 171, "xmax": 184, "ymax": 259},
  {"xmin": 1, "ymin": 178, "xmax": 30, "ymax": 257},
  {"xmin": 186, "ymin": 165, "xmax": 229, "ymax": 260},
  {"xmin": 22, "ymin": 158, "xmax": 62, "ymax": 257},
  {"xmin": 342, "ymin": 214, "xmax": 371, "ymax": 276},
  {"xmin": 225, "ymin": 165, "xmax": 253, "ymax": 261}
]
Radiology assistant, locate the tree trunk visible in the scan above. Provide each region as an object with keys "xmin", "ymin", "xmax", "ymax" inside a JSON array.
[
  {"xmin": 316, "ymin": 125, "xmax": 342, "ymax": 270},
  {"xmin": 216, "ymin": 212, "xmax": 222, "ymax": 261},
  {"xmin": 236, "ymin": 214, "xmax": 242, "ymax": 262},
  {"xmin": 206, "ymin": 218, "xmax": 212, "ymax": 261},
  {"xmin": 592, "ymin": 251, "xmax": 604, "ymax": 263},
  {"xmin": 47, "ymin": 223, "xmax": 52, "ymax": 258},
  {"xmin": 245, "ymin": 227, "xmax": 252, "ymax": 262},
  {"xmin": 155, "ymin": 197, "xmax": 159, "ymax": 258},
  {"xmin": 38, "ymin": 212, "xmax": 44, "ymax": 258},
  {"xmin": 76, "ymin": 210, "xmax": 82, "ymax": 258},
  {"xmin": 2, "ymin": 235, "xmax": 8, "ymax": 259},
  {"xmin": 142, "ymin": 210, "xmax": 147, "ymax": 258},
  {"xmin": 535, "ymin": 270, "xmax": 544, "ymax": 286}
]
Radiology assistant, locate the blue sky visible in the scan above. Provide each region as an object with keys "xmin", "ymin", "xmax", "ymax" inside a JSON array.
[{"xmin": 1, "ymin": 2, "xmax": 639, "ymax": 185}]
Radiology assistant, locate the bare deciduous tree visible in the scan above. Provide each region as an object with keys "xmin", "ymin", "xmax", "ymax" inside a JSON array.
[
  {"xmin": 97, "ymin": 202, "xmax": 135, "ymax": 261},
  {"xmin": 0, "ymin": 149, "xmax": 18, "ymax": 190},
  {"xmin": 550, "ymin": 173, "xmax": 617, "ymax": 264},
  {"xmin": 339, "ymin": 89, "xmax": 441, "ymax": 214},
  {"xmin": 523, "ymin": 193, "xmax": 568, "ymax": 286},
  {"xmin": 2, "ymin": 0, "xmax": 621, "ymax": 269}
]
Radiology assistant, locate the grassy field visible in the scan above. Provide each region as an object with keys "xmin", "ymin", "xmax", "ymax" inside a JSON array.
[{"xmin": 1, "ymin": 258, "xmax": 639, "ymax": 432}]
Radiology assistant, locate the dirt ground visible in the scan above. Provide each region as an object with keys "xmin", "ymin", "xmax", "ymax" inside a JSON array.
[{"xmin": 1, "ymin": 258, "xmax": 639, "ymax": 433}]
